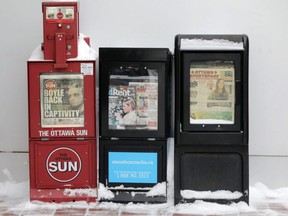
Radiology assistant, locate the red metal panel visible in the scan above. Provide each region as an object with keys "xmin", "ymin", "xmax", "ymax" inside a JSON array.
[
  {"xmin": 29, "ymin": 140, "xmax": 97, "ymax": 202},
  {"xmin": 42, "ymin": 1, "xmax": 78, "ymax": 60},
  {"xmin": 28, "ymin": 61, "xmax": 96, "ymax": 139}
]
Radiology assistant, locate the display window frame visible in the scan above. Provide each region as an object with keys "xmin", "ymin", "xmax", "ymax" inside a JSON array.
[
  {"xmin": 99, "ymin": 140, "xmax": 166, "ymax": 189},
  {"xmin": 181, "ymin": 52, "xmax": 243, "ymax": 132},
  {"xmin": 28, "ymin": 61, "xmax": 96, "ymax": 139},
  {"xmin": 100, "ymin": 61, "xmax": 168, "ymax": 138}
]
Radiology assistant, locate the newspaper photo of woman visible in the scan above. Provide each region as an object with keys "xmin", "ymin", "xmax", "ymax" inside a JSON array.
[
  {"xmin": 209, "ymin": 78, "xmax": 229, "ymax": 100},
  {"xmin": 115, "ymin": 97, "xmax": 137, "ymax": 126}
]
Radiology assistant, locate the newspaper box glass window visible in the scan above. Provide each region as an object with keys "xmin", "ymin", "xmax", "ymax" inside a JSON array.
[
  {"xmin": 182, "ymin": 52, "xmax": 242, "ymax": 132},
  {"xmin": 99, "ymin": 48, "xmax": 170, "ymax": 139},
  {"xmin": 108, "ymin": 66, "xmax": 158, "ymax": 131},
  {"xmin": 189, "ymin": 61, "xmax": 235, "ymax": 125},
  {"xmin": 40, "ymin": 73, "xmax": 84, "ymax": 128}
]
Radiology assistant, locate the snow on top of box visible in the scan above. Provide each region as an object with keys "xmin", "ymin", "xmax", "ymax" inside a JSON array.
[
  {"xmin": 28, "ymin": 44, "xmax": 45, "ymax": 61},
  {"xmin": 98, "ymin": 183, "xmax": 115, "ymax": 200},
  {"xmin": 28, "ymin": 34, "xmax": 96, "ymax": 61},
  {"xmin": 180, "ymin": 38, "xmax": 244, "ymax": 50},
  {"xmin": 42, "ymin": 0, "xmax": 78, "ymax": 2},
  {"xmin": 69, "ymin": 36, "xmax": 97, "ymax": 61},
  {"xmin": 146, "ymin": 182, "xmax": 166, "ymax": 197}
]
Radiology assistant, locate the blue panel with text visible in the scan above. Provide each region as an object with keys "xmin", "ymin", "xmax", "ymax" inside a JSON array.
[{"xmin": 108, "ymin": 152, "xmax": 158, "ymax": 184}]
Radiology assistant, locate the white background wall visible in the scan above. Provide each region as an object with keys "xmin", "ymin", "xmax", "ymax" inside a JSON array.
[{"xmin": 1, "ymin": 0, "xmax": 288, "ymax": 188}]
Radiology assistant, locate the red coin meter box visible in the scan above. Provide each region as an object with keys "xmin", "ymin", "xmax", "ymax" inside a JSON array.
[
  {"xmin": 42, "ymin": 1, "xmax": 79, "ymax": 64},
  {"xmin": 29, "ymin": 140, "xmax": 96, "ymax": 202}
]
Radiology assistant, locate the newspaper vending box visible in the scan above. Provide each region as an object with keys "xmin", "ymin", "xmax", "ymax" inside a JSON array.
[
  {"xmin": 174, "ymin": 35, "xmax": 249, "ymax": 204},
  {"xmin": 27, "ymin": 1, "xmax": 97, "ymax": 202},
  {"xmin": 99, "ymin": 48, "xmax": 171, "ymax": 203}
]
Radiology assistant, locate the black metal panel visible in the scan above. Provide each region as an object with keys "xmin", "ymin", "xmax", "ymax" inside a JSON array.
[
  {"xmin": 99, "ymin": 48, "xmax": 170, "ymax": 62},
  {"xmin": 179, "ymin": 132, "xmax": 245, "ymax": 145},
  {"xmin": 99, "ymin": 139, "xmax": 167, "ymax": 203},
  {"xmin": 174, "ymin": 145, "xmax": 249, "ymax": 204},
  {"xmin": 181, "ymin": 153, "xmax": 243, "ymax": 191},
  {"xmin": 174, "ymin": 34, "xmax": 249, "ymax": 205},
  {"xmin": 99, "ymin": 191, "xmax": 167, "ymax": 204},
  {"xmin": 99, "ymin": 48, "xmax": 172, "ymax": 139}
]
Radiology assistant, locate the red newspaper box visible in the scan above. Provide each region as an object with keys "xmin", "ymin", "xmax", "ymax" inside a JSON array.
[{"xmin": 27, "ymin": 0, "xmax": 97, "ymax": 203}]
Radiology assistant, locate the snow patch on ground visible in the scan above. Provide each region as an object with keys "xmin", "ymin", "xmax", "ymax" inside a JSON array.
[
  {"xmin": 0, "ymin": 177, "xmax": 288, "ymax": 215},
  {"xmin": 2, "ymin": 166, "xmax": 288, "ymax": 215},
  {"xmin": 171, "ymin": 201, "xmax": 254, "ymax": 215},
  {"xmin": 0, "ymin": 169, "xmax": 29, "ymax": 199}
]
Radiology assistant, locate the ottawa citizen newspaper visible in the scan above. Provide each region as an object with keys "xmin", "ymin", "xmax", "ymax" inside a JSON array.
[
  {"xmin": 109, "ymin": 71, "xmax": 158, "ymax": 130},
  {"xmin": 189, "ymin": 61, "xmax": 235, "ymax": 124},
  {"xmin": 40, "ymin": 74, "xmax": 84, "ymax": 128}
]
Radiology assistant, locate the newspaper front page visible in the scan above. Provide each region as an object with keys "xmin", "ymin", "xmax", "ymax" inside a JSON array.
[
  {"xmin": 109, "ymin": 72, "xmax": 158, "ymax": 130},
  {"xmin": 40, "ymin": 74, "xmax": 84, "ymax": 128},
  {"xmin": 189, "ymin": 61, "xmax": 235, "ymax": 124}
]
